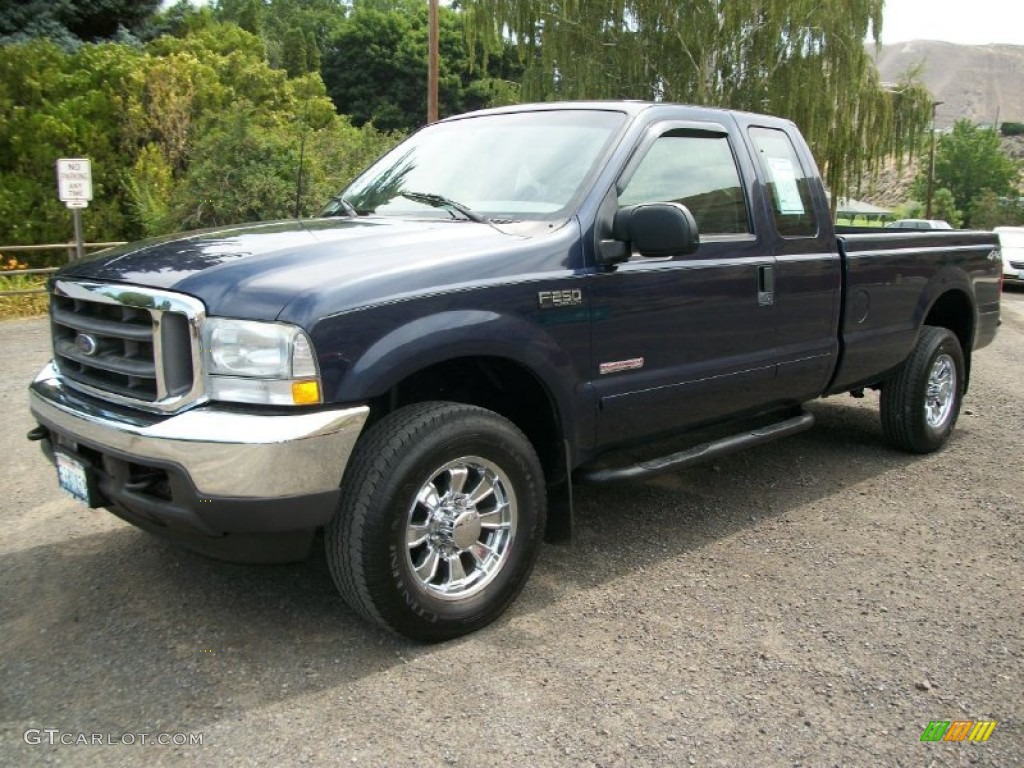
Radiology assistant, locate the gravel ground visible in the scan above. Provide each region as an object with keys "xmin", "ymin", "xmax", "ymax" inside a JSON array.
[{"xmin": 2, "ymin": 294, "xmax": 1022, "ymax": 767}]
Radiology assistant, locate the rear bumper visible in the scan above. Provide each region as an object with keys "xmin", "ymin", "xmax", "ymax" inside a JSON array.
[
  {"xmin": 29, "ymin": 363, "xmax": 369, "ymax": 561},
  {"xmin": 1005, "ymin": 258, "xmax": 1024, "ymax": 283}
]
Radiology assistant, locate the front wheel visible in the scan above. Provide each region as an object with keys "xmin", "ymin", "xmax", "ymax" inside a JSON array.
[
  {"xmin": 880, "ymin": 325, "xmax": 966, "ymax": 454},
  {"xmin": 325, "ymin": 402, "xmax": 546, "ymax": 641}
]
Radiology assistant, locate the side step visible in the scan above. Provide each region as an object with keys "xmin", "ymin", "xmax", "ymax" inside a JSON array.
[{"xmin": 575, "ymin": 411, "xmax": 815, "ymax": 484}]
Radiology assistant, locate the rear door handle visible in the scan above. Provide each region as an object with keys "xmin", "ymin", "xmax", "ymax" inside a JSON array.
[{"xmin": 758, "ymin": 265, "xmax": 774, "ymax": 307}]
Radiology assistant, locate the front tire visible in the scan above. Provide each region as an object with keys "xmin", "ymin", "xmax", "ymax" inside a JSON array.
[
  {"xmin": 326, "ymin": 402, "xmax": 546, "ymax": 641},
  {"xmin": 880, "ymin": 325, "xmax": 965, "ymax": 454}
]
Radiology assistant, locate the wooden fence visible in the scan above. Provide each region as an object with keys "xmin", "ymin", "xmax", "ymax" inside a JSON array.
[{"xmin": 0, "ymin": 242, "xmax": 126, "ymax": 295}]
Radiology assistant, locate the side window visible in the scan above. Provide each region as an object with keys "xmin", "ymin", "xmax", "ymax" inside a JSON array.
[
  {"xmin": 618, "ymin": 131, "xmax": 750, "ymax": 236},
  {"xmin": 748, "ymin": 127, "xmax": 818, "ymax": 238}
]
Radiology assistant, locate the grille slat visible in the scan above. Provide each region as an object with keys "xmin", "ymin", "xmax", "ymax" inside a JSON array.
[
  {"xmin": 52, "ymin": 306, "xmax": 153, "ymax": 341},
  {"xmin": 54, "ymin": 338, "xmax": 157, "ymax": 378},
  {"xmin": 60, "ymin": 366, "xmax": 159, "ymax": 401},
  {"xmin": 50, "ymin": 281, "xmax": 205, "ymax": 412}
]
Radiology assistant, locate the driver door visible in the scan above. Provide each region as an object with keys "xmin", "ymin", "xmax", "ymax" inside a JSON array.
[{"xmin": 589, "ymin": 123, "xmax": 777, "ymax": 446}]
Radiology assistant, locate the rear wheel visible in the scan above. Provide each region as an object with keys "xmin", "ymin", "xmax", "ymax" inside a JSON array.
[
  {"xmin": 880, "ymin": 325, "xmax": 965, "ymax": 454},
  {"xmin": 325, "ymin": 402, "xmax": 546, "ymax": 641}
]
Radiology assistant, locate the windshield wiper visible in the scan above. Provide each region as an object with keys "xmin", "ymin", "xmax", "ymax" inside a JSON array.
[
  {"xmin": 322, "ymin": 194, "xmax": 359, "ymax": 218},
  {"xmin": 399, "ymin": 191, "xmax": 491, "ymax": 225}
]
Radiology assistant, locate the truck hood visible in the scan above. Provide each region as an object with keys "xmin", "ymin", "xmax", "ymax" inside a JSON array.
[{"xmin": 58, "ymin": 217, "xmax": 571, "ymax": 325}]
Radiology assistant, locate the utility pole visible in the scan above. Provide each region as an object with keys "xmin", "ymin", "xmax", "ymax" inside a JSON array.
[
  {"xmin": 294, "ymin": 130, "xmax": 306, "ymax": 219},
  {"xmin": 427, "ymin": 0, "xmax": 439, "ymax": 124},
  {"xmin": 925, "ymin": 100, "xmax": 944, "ymax": 219}
]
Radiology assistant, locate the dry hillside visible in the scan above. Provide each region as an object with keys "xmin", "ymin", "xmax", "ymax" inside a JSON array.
[
  {"xmin": 855, "ymin": 135, "xmax": 1023, "ymax": 210},
  {"xmin": 872, "ymin": 40, "xmax": 1024, "ymax": 128},
  {"xmin": 856, "ymin": 42, "xmax": 1024, "ymax": 207}
]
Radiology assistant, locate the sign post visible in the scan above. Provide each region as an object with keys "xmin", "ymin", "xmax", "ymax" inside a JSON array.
[{"xmin": 56, "ymin": 159, "xmax": 92, "ymax": 260}]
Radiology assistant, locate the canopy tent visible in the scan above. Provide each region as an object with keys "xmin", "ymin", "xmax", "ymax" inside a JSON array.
[{"xmin": 835, "ymin": 197, "xmax": 893, "ymax": 224}]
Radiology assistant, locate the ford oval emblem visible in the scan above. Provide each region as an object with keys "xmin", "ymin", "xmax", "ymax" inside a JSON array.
[{"xmin": 75, "ymin": 333, "xmax": 99, "ymax": 356}]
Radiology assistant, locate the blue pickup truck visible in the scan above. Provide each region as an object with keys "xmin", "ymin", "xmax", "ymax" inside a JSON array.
[{"xmin": 28, "ymin": 102, "xmax": 1001, "ymax": 640}]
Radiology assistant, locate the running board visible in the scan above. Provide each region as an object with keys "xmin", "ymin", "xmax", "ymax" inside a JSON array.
[{"xmin": 575, "ymin": 411, "xmax": 815, "ymax": 484}]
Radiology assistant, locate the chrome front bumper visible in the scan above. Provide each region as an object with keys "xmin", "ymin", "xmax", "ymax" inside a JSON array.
[{"xmin": 29, "ymin": 363, "xmax": 369, "ymax": 500}]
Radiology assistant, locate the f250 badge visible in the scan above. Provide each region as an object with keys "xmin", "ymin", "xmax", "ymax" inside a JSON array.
[{"xmin": 538, "ymin": 289, "xmax": 582, "ymax": 309}]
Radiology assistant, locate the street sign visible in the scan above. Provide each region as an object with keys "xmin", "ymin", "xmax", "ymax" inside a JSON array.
[
  {"xmin": 57, "ymin": 158, "xmax": 91, "ymax": 259},
  {"xmin": 56, "ymin": 158, "xmax": 92, "ymax": 207}
]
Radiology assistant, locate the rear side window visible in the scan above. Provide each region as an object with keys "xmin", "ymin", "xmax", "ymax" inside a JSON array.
[
  {"xmin": 618, "ymin": 131, "xmax": 750, "ymax": 236},
  {"xmin": 749, "ymin": 127, "xmax": 818, "ymax": 238}
]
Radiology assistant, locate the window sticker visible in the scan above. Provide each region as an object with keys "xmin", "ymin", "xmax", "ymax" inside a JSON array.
[{"xmin": 766, "ymin": 156, "xmax": 804, "ymax": 215}]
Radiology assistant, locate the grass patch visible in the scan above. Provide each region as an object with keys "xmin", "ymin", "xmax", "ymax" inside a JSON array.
[{"xmin": 0, "ymin": 256, "xmax": 49, "ymax": 318}]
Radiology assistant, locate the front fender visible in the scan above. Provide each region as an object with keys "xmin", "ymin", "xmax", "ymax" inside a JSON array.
[{"xmin": 312, "ymin": 304, "xmax": 595, "ymax": 453}]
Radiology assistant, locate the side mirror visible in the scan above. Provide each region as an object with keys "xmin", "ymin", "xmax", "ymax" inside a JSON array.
[{"xmin": 606, "ymin": 202, "xmax": 700, "ymax": 262}]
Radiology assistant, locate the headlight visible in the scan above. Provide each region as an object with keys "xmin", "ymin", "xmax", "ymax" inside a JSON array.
[{"xmin": 203, "ymin": 318, "xmax": 321, "ymax": 406}]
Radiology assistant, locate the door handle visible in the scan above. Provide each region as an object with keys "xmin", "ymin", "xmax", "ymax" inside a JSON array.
[{"xmin": 758, "ymin": 265, "xmax": 774, "ymax": 307}]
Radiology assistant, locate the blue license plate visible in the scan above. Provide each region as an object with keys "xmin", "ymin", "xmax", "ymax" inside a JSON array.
[{"xmin": 55, "ymin": 451, "xmax": 97, "ymax": 507}]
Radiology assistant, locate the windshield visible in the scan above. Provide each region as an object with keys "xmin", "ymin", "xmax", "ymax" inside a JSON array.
[{"xmin": 325, "ymin": 110, "xmax": 627, "ymax": 221}]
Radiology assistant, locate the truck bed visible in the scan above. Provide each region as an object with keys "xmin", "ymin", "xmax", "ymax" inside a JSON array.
[{"xmin": 829, "ymin": 228, "xmax": 1001, "ymax": 394}]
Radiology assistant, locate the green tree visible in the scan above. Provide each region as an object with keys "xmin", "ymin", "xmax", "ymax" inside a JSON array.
[
  {"xmin": 913, "ymin": 120, "xmax": 1020, "ymax": 227},
  {"xmin": 233, "ymin": 0, "xmax": 263, "ymax": 36},
  {"xmin": 141, "ymin": 1, "xmax": 218, "ymax": 41},
  {"xmin": 0, "ymin": 23, "xmax": 401, "ymax": 254},
  {"xmin": 305, "ymin": 28, "xmax": 320, "ymax": 72},
  {"xmin": 282, "ymin": 25, "xmax": 310, "ymax": 76},
  {"xmin": 461, "ymin": 0, "xmax": 933, "ymax": 201},
  {"xmin": 930, "ymin": 188, "xmax": 963, "ymax": 228},
  {"xmin": 213, "ymin": 0, "xmax": 347, "ymax": 73},
  {"xmin": 0, "ymin": 0, "xmax": 161, "ymax": 44},
  {"xmin": 969, "ymin": 190, "xmax": 1024, "ymax": 229},
  {"xmin": 125, "ymin": 143, "xmax": 175, "ymax": 236},
  {"xmin": 0, "ymin": 40, "xmax": 148, "ymax": 249},
  {"xmin": 171, "ymin": 110, "xmax": 397, "ymax": 228},
  {"xmin": 321, "ymin": 2, "xmax": 522, "ymax": 132}
]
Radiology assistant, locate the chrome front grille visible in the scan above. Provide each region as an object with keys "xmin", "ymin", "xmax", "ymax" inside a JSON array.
[
  {"xmin": 1010, "ymin": 260, "xmax": 1024, "ymax": 269},
  {"xmin": 52, "ymin": 295, "xmax": 159, "ymax": 399},
  {"xmin": 50, "ymin": 280, "xmax": 207, "ymax": 412}
]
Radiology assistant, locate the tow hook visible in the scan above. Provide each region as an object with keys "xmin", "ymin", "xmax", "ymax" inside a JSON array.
[{"xmin": 26, "ymin": 425, "xmax": 48, "ymax": 441}]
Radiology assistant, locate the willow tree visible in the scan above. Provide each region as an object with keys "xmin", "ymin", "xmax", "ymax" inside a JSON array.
[{"xmin": 462, "ymin": 0, "xmax": 932, "ymax": 201}]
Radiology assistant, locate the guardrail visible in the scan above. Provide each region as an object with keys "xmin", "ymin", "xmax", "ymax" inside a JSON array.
[{"xmin": 0, "ymin": 242, "xmax": 126, "ymax": 296}]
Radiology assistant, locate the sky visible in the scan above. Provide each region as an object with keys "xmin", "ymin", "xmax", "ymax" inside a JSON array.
[{"xmin": 879, "ymin": 0, "xmax": 1024, "ymax": 46}]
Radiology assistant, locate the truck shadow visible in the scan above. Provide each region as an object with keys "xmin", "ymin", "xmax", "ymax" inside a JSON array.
[
  {"xmin": 1, "ymin": 395, "xmax": 963, "ymax": 742},
  {"xmin": 557, "ymin": 396, "xmax": 914, "ymax": 579}
]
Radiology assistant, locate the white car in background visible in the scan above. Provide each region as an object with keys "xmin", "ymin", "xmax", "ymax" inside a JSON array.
[
  {"xmin": 885, "ymin": 218, "xmax": 953, "ymax": 230},
  {"xmin": 996, "ymin": 226, "xmax": 1024, "ymax": 287}
]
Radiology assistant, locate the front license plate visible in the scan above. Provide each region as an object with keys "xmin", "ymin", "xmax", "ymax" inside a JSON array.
[{"xmin": 55, "ymin": 451, "xmax": 98, "ymax": 507}]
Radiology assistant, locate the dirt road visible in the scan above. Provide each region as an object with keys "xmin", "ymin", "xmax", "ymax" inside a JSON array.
[{"xmin": 2, "ymin": 299, "xmax": 1022, "ymax": 767}]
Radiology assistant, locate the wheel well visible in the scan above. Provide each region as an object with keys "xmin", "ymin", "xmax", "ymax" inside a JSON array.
[
  {"xmin": 367, "ymin": 357, "xmax": 566, "ymax": 487},
  {"xmin": 923, "ymin": 289, "xmax": 974, "ymax": 388}
]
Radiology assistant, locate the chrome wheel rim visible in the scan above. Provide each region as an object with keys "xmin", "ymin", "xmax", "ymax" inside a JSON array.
[
  {"xmin": 404, "ymin": 456, "xmax": 517, "ymax": 601},
  {"xmin": 925, "ymin": 353, "xmax": 956, "ymax": 430}
]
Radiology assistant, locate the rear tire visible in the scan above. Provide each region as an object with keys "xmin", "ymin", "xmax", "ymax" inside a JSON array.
[
  {"xmin": 880, "ymin": 325, "xmax": 965, "ymax": 454},
  {"xmin": 325, "ymin": 402, "xmax": 546, "ymax": 641}
]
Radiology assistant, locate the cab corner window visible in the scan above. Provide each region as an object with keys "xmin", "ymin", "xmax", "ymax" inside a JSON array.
[
  {"xmin": 618, "ymin": 132, "xmax": 751, "ymax": 237},
  {"xmin": 749, "ymin": 127, "xmax": 818, "ymax": 238}
]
